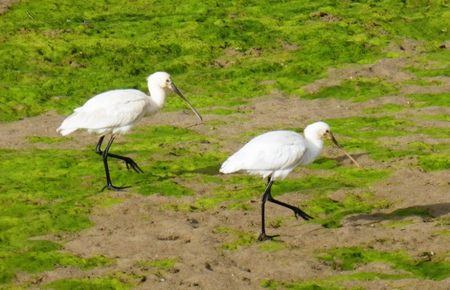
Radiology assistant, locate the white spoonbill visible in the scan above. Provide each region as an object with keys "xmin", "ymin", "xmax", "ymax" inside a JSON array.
[
  {"xmin": 220, "ymin": 121, "xmax": 360, "ymax": 241},
  {"xmin": 57, "ymin": 71, "xmax": 202, "ymax": 191}
]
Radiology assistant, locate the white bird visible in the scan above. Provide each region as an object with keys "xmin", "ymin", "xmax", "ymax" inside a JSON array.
[
  {"xmin": 220, "ymin": 121, "xmax": 360, "ymax": 241},
  {"xmin": 57, "ymin": 71, "xmax": 202, "ymax": 191}
]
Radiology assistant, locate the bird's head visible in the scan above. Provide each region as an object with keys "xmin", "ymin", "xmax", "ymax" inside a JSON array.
[
  {"xmin": 304, "ymin": 121, "xmax": 332, "ymax": 141},
  {"xmin": 304, "ymin": 121, "xmax": 360, "ymax": 167},
  {"xmin": 147, "ymin": 72, "xmax": 203, "ymax": 121},
  {"xmin": 147, "ymin": 71, "xmax": 173, "ymax": 90}
]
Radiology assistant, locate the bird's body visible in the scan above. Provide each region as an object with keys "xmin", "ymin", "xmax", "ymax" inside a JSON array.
[
  {"xmin": 58, "ymin": 89, "xmax": 152, "ymax": 136},
  {"xmin": 57, "ymin": 72, "xmax": 202, "ymax": 191},
  {"xmin": 220, "ymin": 130, "xmax": 323, "ymax": 180},
  {"xmin": 220, "ymin": 122, "xmax": 359, "ymax": 241}
]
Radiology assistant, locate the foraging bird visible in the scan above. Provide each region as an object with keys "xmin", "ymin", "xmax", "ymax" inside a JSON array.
[
  {"xmin": 220, "ymin": 121, "xmax": 360, "ymax": 241},
  {"xmin": 57, "ymin": 72, "xmax": 202, "ymax": 191}
]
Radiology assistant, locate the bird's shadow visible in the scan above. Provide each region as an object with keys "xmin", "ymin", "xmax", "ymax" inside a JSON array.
[
  {"xmin": 190, "ymin": 164, "xmax": 221, "ymax": 175},
  {"xmin": 348, "ymin": 202, "xmax": 450, "ymax": 223},
  {"xmin": 335, "ymin": 152, "xmax": 368, "ymax": 163},
  {"xmin": 178, "ymin": 164, "xmax": 220, "ymax": 175}
]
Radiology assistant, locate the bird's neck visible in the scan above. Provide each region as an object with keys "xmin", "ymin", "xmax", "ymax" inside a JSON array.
[
  {"xmin": 148, "ymin": 85, "xmax": 167, "ymax": 109},
  {"xmin": 303, "ymin": 138, "xmax": 324, "ymax": 164}
]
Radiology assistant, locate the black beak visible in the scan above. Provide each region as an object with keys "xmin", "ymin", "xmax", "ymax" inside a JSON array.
[
  {"xmin": 170, "ymin": 83, "xmax": 203, "ymax": 121},
  {"xmin": 328, "ymin": 131, "xmax": 342, "ymax": 148},
  {"xmin": 327, "ymin": 131, "xmax": 360, "ymax": 167}
]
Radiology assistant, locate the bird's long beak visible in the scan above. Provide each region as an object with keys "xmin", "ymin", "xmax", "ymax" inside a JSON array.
[
  {"xmin": 327, "ymin": 131, "xmax": 361, "ymax": 167},
  {"xmin": 170, "ymin": 83, "xmax": 203, "ymax": 121}
]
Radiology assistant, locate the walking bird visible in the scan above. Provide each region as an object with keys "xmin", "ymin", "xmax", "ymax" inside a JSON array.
[
  {"xmin": 57, "ymin": 72, "xmax": 202, "ymax": 191},
  {"xmin": 220, "ymin": 121, "xmax": 360, "ymax": 241}
]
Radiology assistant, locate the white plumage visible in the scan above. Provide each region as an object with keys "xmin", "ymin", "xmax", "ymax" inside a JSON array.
[
  {"xmin": 57, "ymin": 71, "xmax": 202, "ymax": 191},
  {"xmin": 220, "ymin": 121, "xmax": 359, "ymax": 241},
  {"xmin": 220, "ymin": 122, "xmax": 329, "ymax": 180},
  {"xmin": 58, "ymin": 89, "xmax": 150, "ymax": 136},
  {"xmin": 57, "ymin": 72, "xmax": 202, "ymax": 136}
]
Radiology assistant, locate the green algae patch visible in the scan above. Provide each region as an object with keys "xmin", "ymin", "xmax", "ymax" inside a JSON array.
[
  {"xmin": 27, "ymin": 136, "xmax": 74, "ymax": 144},
  {"xmin": 301, "ymin": 78, "xmax": 399, "ymax": 102},
  {"xmin": 388, "ymin": 207, "xmax": 432, "ymax": 218},
  {"xmin": 406, "ymin": 49, "xmax": 450, "ymax": 78},
  {"xmin": 308, "ymin": 192, "xmax": 389, "ymax": 228},
  {"xmin": 213, "ymin": 226, "xmax": 257, "ymax": 251},
  {"xmin": 328, "ymin": 116, "xmax": 413, "ymax": 139},
  {"xmin": 261, "ymin": 272, "xmax": 411, "ymax": 289},
  {"xmin": 406, "ymin": 93, "xmax": 450, "ymax": 107},
  {"xmin": 0, "ymin": 148, "xmax": 115, "ymax": 284},
  {"xmin": 1, "ymin": 1, "xmax": 449, "ymax": 121},
  {"xmin": 327, "ymin": 116, "xmax": 450, "ymax": 165},
  {"xmin": 136, "ymin": 257, "xmax": 178, "ymax": 272},
  {"xmin": 0, "ymin": 240, "xmax": 111, "ymax": 284},
  {"xmin": 433, "ymin": 230, "xmax": 450, "ymax": 237},
  {"xmin": 418, "ymin": 154, "xmax": 450, "ymax": 172},
  {"xmin": 363, "ymin": 103, "xmax": 405, "ymax": 114},
  {"xmin": 277, "ymin": 168, "xmax": 390, "ymax": 196},
  {"xmin": 45, "ymin": 276, "xmax": 130, "ymax": 290},
  {"xmin": 381, "ymin": 219, "xmax": 415, "ymax": 229},
  {"xmin": 0, "ymin": 0, "xmax": 449, "ymax": 287},
  {"xmin": 319, "ymin": 247, "xmax": 450, "ymax": 280},
  {"xmin": 259, "ymin": 240, "xmax": 288, "ymax": 253}
]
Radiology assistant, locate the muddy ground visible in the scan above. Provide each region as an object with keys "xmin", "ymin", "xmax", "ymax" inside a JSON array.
[{"xmin": 2, "ymin": 53, "xmax": 450, "ymax": 289}]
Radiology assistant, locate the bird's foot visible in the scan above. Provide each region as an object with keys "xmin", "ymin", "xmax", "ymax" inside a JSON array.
[
  {"xmin": 257, "ymin": 232, "xmax": 280, "ymax": 241},
  {"xmin": 123, "ymin": 158, "xmax": 144, "ymax": 173},
  {"xmin": 293, "ymin": 208, "xmax": 313, "ymax": 221},
  {"xmin": 101, "ymin": 184, "xmax": 130, "ymax": 192}
]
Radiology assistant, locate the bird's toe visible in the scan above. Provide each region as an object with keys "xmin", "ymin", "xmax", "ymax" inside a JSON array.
[
  {"xmin": 294, "ymin": 210, "xmax": 313, "ymax": 221},
  {"xmin": 101, "ymin": 184, "xmax": 131, "ymax": 192},
  {"xmin": 257, "ymin": 233, "xmax": 280, "ymax": 241},
  {"xmin": 124, "ymin": 159, "xmax": 144, "ymax": 173}
]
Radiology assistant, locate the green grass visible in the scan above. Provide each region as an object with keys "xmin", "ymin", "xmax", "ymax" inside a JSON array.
[
  {"xmin": 301, "ymin": 78, "xmax": 399, "ymax": 102},
  {"xmin": 318, "ymin": 247, "xmax": 450, "ymax": 280},
  {"xmin": 381, "ymin": 219, "xmax": 415, "ymax": 229},
  {"xmin": 307, "ymin": 192, "xmax": 389, "ymax": 228},
  {"xmin": 405, "ymin": 49, "xmax": 450, "ymax": 78},
  {"xmin": 262, "ymin": 272, "xmax": 411, "ymax": 290},
  {"xmin": 26, "ymin": 135, "xmax": 74, "ymax": 144},
  {"xmin": 388, "ymin": 207, "xmax": 432, "ymax": 218},
  {"xmin": 0, "ymin": 125, "xmax": 223, "ymax": 285},
  {"xmin": 45, "ymin": 277, "xmax": 131, "ymax": 290},
  {"xmin": 213, "ymin": 226, "xmax": 257, "ymax": 250},
  {"xmin": 406, "ymin": 93, "xmax": 450, "ymax": 107},
  {"xmin": 164, "ymin": 167, "xmax": 390, "ymax": 229},
  {"xmin": 259, "ymin": 240, "xmax": 288, "ymax": 252},
  {"xmin": 0, "ymin": 148, "xmax": 112, "ymax": 284},
  {"xmin": 1, "ymin": 0, "xmax": 450, "ymax": 287},
  {"xmin": 433, "ymin": 230, "xmax": 450, "ymax": 237},
  {"xmin": 326, "ymin": 116, "xmax": 450, "ymax": 170},
  {"xmin": 1, "ymin": 0, "xmax": 449, "ymax": 121},
  {"xmin": 418, "ymin": 113, "xmax": 450, "ymax": 122},
  {"xmin": 136, "ymin": 257, "xmax": 178, "ymax": 271}
]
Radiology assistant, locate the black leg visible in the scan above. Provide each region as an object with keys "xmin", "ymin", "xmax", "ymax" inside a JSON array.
[
  {"xmin": 257, "ymin": 177, "xmax": 280, "ymax": 241},
  {"xmin": 96, "ymin": 136, "xmax": 143, "ymax": 173},
  {"xmin": 100, "ymin": 135, "xmax": 130, "ymax": 191},
  {"xmin": 267, "ymin": 193, "xmax": 313, "ymax": 221},
  {"xmin": 96, "ymin": 135, "xmax": 105, "ymax": 155}
]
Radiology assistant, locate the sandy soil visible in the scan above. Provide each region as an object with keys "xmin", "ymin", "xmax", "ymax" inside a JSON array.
[
  {"xmin": 0, "ymin": 0, "xmax": 16, "ymax": 14},
  {"xmin": 2, "ymin": 51, "xmax": 450, "ymax": 289}
]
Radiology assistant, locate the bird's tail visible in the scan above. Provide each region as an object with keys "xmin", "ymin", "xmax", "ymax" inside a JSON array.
[
  {"xmin": 56, "ymin": 126, "xmax": 78, "ymax": 136},
  {"xmin": 56, "ymin": 112, "xmax": 81, "ymax": 136},
  {"xmin": 219, "ymin": 155, "xmax": 242, "ymax": 174}
]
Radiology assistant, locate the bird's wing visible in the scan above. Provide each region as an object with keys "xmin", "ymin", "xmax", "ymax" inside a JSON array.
[
  {"xmin": 59, "ymin": 90, "xmax": 150, "ymax": 132},
  {"xmin": 221, "ymin": 131, "xmax": 307, "ymax": 173}
]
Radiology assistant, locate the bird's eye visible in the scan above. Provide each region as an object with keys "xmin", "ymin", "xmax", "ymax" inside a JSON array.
[
  {"xmin": 166, "ymin": 79, "xmax": 170, "ymax": 83},
  {"xmin": 325, "ymin": 130, "xmax": 329, "ymax": 133}
]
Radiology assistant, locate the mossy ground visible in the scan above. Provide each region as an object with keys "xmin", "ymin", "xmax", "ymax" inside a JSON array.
[{"xmin": 0, "ymin": 0, "xmax": 449, "ymax": 289}]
